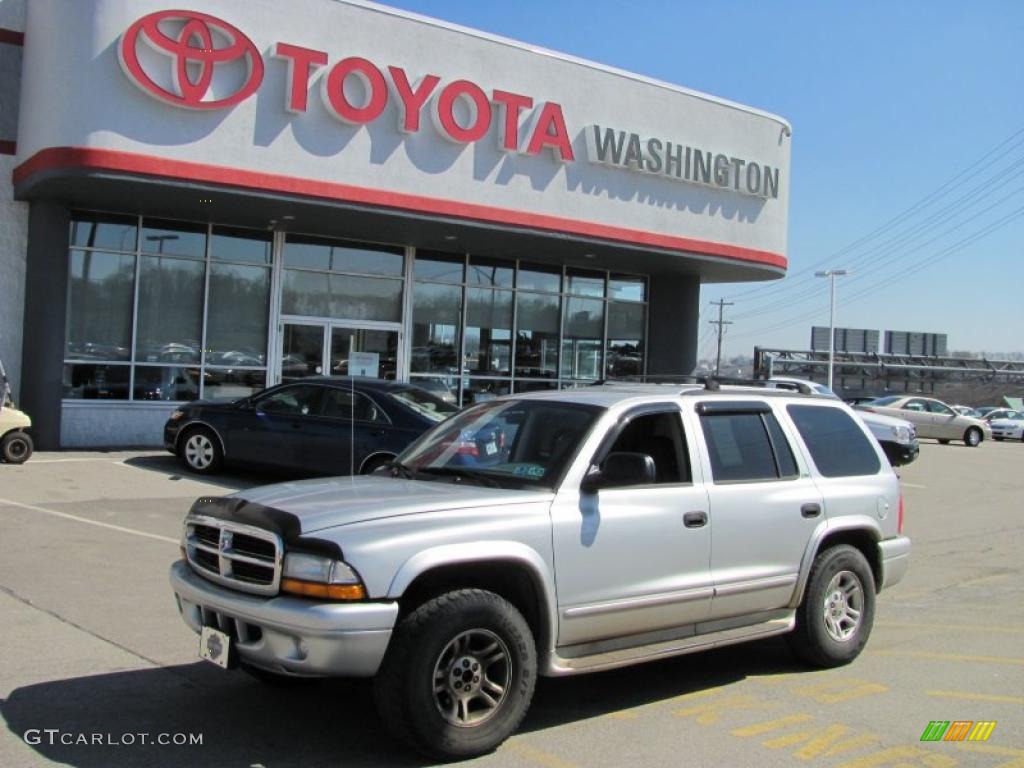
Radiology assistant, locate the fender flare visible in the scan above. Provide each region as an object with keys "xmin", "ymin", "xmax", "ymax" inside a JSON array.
[{"xmin": 790, "ymin": 516, "xmax": 883, "ymax": 607}]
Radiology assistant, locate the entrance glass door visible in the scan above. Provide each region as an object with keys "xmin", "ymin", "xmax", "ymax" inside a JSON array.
[{"xmin": 280, "ymin": 321, "xmax": 401, "ymax": 383}]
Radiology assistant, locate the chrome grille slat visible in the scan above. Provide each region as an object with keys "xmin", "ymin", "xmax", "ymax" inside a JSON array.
[{"xmin": 183, "ymin": 514, "xmax": 283, "ymax": 596}]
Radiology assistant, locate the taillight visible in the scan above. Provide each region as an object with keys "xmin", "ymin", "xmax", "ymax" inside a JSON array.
[{"xmin": 898, "ymin": 492, "xmax": 905, "ymax": 534}]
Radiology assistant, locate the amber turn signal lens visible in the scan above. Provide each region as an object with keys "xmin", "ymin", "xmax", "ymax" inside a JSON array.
[{"xmin": 281, "ymin": 578, "xmax": 366, "ymax": 601}]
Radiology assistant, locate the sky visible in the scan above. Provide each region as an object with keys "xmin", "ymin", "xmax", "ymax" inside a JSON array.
[{"xmin": 382, "ymin": 0, "xmax": 1024, "ymax": 360}]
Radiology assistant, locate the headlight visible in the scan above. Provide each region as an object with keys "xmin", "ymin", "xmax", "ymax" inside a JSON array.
[
  {"xmin": 893, "ymin": 425, "xmax": 913, "ymax": 443},
  {"xmin": 281, "ymin": 552, "xmax": 366, "ymax": 600},
  {"xmin": 169, "ymin": 410, "xmax": 186, "ymax": 421}
]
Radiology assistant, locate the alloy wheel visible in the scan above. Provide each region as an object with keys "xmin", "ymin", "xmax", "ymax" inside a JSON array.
[
  {"xmin": 822, "ymin": 570, "xmax": 864, "ymax": 642},
  {"xmin": 432, "ymin": 629, "xmax": 511, "ymax": 727}
]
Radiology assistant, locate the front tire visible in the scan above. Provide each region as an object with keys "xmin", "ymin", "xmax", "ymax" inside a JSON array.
[
  {"xmin": 178, "ymin": 427, "xmax": 223, "ymax": 474},
  {"xmin": 964, "ymin": 427, "xmax": 983, "ymax": 447},
  {"xmin": 789, "ymin": 545, "xmax": 876, "ymax": 668},
  {"xmin": 374, "ymin": 589, "xmax": 536, "ymax": 760},
  {"xmin": 1, "ymin": 431, "xmax": 33, "ymax": 464}
]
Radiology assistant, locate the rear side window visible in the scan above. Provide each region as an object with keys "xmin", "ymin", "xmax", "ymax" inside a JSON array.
[
  {"xmin": 700, "ymin": 411, "xmax": 798, "ymax": 483},
  {"xmin": 787, "ymin": 405, "xmax": 881, "ymax": 478}
]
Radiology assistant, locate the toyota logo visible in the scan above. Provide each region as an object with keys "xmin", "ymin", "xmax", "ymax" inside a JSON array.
[{"xmin": 118, "ymin": 10, "xmax": 264, "ymax": 110}]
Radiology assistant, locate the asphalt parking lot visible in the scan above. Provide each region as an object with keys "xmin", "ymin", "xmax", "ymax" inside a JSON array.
[{"xmin": 0, "ymin": 441, "xmax": 1021, "ymax": 768}]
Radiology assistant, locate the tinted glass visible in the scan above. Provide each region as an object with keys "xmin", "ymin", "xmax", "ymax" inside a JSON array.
[
  {"xmin": 141, "ymin": 219, "xmax": 207, "ymax": 259},
  {"xmin": 319, "ymin": 388, "xmax": 383, "ymax": 422},
  {"xmin": 204, "ymin": 368, "xmax": 267, "ymax": 400},
  {"xmin": 566, "ymin": 269, "xmax": 605, "ymax": 297},
  {"xmin": 606, "ymin": 412, "xmax": 689, "ymax": 485},
  {"xmin": 206, "ymin": 264, "xmax": 270, "ymax": 365},
  {"xmin": 387, "ymin": 388, "xmax": 460, "ymax": 423},
  {"xmin": 517, "ymin": 265, "xmax": 561, "ymax": 292},
  {"xmin": 62, "ymin": 364, "xmax": 131, "ymax": 400},
  {"xmin": 562, "ymin": 296, "xmax": 603, "ymax": 380},
  {"xmin": 135, "ymin": 255, "xmax": 204, "ymax": 364},
  {"xmin": 608, "ymin": 275, "xmax": 646, "ymax": 302},
  {"xmin": 414, "ymin": 253, "xmax": 464, "ymax": 283},
  {"xmin": 787, "ymin": 405, "xmax": 881, "ymax": 478},
  {"xmin": 283, "ymin": 235, "xmax": 404, "ymax": 275},
  {"xmin": 515, "ymin": 292, "xmax": 560, "ymax": 378},
  {"xmin": 211, "ymin": 227, "xmax": 273, "ymax": 264},
  {"xmin": 70, "ymin": 213, "xmax": 137, "ymax": 252},
  {"xmin": 282, "ymin": 272, "xmax": 403, "ymax": 321},
  {"xmin": 256, "ymin": 385, "xmax": 323, "ymax": 415},
  {"xmin": 465, "ymin": 288, "xmax": 512, "ymax": 375},
  {"xmin": 66, "ymin": 250, "xmax": 135, "ymax": 361},
  {"xmin": 701, "ymin": 412, "xmax": 779, "ymax": 483},
  {"xmin": 133, "ymin": 366, "xmax": 200, "ymax": 401},
  {"xmin": 607, "ymin": 301, "xmax": 644, "ymax": 377},
  {"xmin": 467, "ymin": 257, "xmax": 514, "ymax": 288},
  {"xmin": 411, "ymin": 282, "xmax": 462, "ymax": 374},
  {"xmin": 869, "ymin": 396, "xmax": 901, "ymax": 406},
  {"xmin": 764, "ymin": 412, "xmax": 799, "ymax": 477}
]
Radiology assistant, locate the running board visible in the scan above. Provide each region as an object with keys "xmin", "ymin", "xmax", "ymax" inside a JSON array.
[{"xmin": 546, "ymin": 613, "xmax": 795, "ymax": 676}]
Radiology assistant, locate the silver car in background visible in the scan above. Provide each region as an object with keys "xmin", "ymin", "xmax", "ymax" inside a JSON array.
[{"xmin": 859, "ymin": 395, "xmax": 990, "ymax": 447}]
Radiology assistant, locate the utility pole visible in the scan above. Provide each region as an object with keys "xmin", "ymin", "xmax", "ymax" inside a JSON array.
[{"xmin": 709, "ymin": 300, "xmax": 734, "ymax": 377}]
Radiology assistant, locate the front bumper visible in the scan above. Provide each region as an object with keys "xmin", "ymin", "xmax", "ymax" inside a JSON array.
[
  {"xmin": 170, "ymin": 560, "xmax": 398, "ymax": 677},
  {"xmin": 878, "ymin": 536, "xmax": 911, "ymax": 591},
  {"xmin": 163, "ymin": 421, "xmax": 180, "ymax": 453},
  {"xmin": 881, "ymin": 440, "xmax": 919, "ymax": 467}
]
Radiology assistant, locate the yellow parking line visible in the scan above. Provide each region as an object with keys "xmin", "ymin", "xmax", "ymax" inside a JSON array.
[
  {"xmin": 505, "ymin": 742, "xmax": 581, "ymax": 768},
  {"xmin": 873, "ymin": 650, "xmax": 1024, "ymax": 666},
  {"xmin": 968, "ymin": 745, "xmax": 1024, "ymax": 758},
  {"xmin": 731, "ymin": 714, "xmax": 814, "ymax": 737},
  {"xmin": 882, "ymin": 622, "xmax": 1024, "ymax": 635},
  {"xmin": 927, "ymin": 690, "xmax": 1024, "ymax": 705}
]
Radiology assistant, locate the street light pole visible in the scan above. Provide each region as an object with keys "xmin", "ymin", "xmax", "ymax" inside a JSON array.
[{"xmin": 814, "ymin": 269, "xmax": 849, "ymax": 391}]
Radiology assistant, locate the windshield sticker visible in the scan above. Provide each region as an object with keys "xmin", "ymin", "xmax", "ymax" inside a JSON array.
[{"xmin": 512, "ymin": 464, "xmax": 546, "ymax": 478}]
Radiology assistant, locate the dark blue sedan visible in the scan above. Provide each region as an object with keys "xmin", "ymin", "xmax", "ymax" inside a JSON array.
[{"xmin": 163, "ymin": 377, "xmax": 458, "ymax": 476}]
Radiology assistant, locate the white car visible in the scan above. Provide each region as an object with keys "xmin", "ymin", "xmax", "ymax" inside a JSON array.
[
  {"xmin": 989, "ymin": 412, "xmax": 1024, "ymax": 441},
  {"xmin": 767, "ymin": 378, "xmax": 918, "ymax": 466}
]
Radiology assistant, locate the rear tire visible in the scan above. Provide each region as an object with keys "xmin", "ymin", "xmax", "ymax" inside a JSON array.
[
  {"xmin": 964, "ymin": 427, "xmax": 982, "ymax": 447},
  {"xmin": 789, "ymin": 545, "xmax": 876, "ymax": 668},
  {"xmin": 374, "ymin": 589, "xmax": 536, "ymax": 760},
  {"xmin": 1, "ymin": 431, "xmax": 33, "ymax": 464},
  {"xmin": 178, "ymin": 427, "xmax": 223, "ymax": 474}
]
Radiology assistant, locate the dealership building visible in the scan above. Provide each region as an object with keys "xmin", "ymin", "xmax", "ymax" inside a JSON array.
[{"xmin": 0, "ymin": 0, "xmax": 790, "ymax": 449}]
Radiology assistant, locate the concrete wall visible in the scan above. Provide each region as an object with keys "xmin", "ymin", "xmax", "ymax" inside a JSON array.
[
  {"xmin": 0, "ymin": 0, "xmax": 26, "ymax": 398},
  {"xmin": 61, "ymin": 402, "xmax": 177, "ymax": 448}
]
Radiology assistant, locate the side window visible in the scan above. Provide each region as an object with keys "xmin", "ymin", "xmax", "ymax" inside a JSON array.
[
  {"xmin": 903, "ymin": 399, "xmax": 927, "ymax": 412},
  {"xmin": 605, "ymin": 411, "xmax": 690, "ymax": 485},
  {"xmin": 927, "ymin": 401, "xmax": 953, "ymax": 416},
  {"xmin": 700, "ymin": 411, "xmax": 796, "ymax": 483},
  {"xmin": 319, "ymin": 388, "xmax": 384, "ymax": 422},
  {"xmin": 787, "ymin": 405, "xmax": 881, "ymax": 478},
  {"xmin": 256, "ymin": 385, "xmax": 322, "ymax": 416}
]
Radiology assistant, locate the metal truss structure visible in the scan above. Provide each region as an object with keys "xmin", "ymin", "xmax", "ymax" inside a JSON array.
[{"xmin": 753, "ymin": 347, "xmax": 1024, "ymax": 394}]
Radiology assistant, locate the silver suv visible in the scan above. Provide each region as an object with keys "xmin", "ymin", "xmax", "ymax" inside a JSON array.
[{"xmin": 169, "ymin": 383, "xmax": 911, "ymax": 760}]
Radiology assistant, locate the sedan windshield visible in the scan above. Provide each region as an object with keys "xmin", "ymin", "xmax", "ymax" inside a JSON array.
[
  {"xmin": 868, "ymin": 396, "xmax": 901, "ymax": 406},
  {"xmin": 395, "ymin": 399, "xmax": 602, "ymax": 490}
]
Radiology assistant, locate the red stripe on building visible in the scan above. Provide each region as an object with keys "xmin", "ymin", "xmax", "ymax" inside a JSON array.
[
  {"xmin": 0, "ymin": 28, "xmax": 25, "ymax": 46},
  {"xmin": 13, "ymin": 146, "xmax": 788, "ymax": 270}
]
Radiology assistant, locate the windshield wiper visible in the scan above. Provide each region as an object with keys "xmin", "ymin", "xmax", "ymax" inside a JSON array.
[{"xmin": 412, "ymin": 466, "xmax": 503, "ymax": 488}]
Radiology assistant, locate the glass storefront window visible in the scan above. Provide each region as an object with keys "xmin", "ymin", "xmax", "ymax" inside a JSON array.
[
  {"xmin": 609, "ymin": 275, "xmax": 646, "ymax": 302},
  {"xmin": 207, "ymin": 263, "xmax": 270, "ymax": 365},
  {"xmin": 204, "ymin": 368, "xmax": 268, "ymax": 400},
  {"xmin": 283, "ymin": 235, "xmax": 404, "ymax": 275},
  {"xmin": 281, "ymin": 271, "xmax": 403, "ymax": 321},
  {"xmin": 561, "ymin": 296, "xmax": 604, "ymax": 380},
  {"xmin": 517, "ymin": 264, "xmax": 561, "ymax": 293},
  {"xmin": 135, "ymin": 255, "xmax": 205, "ymax": 364},
  {"xmin": 464, "ymin": 378, "xmax": 511, "ymax": 405},
  {"xmin": 515, "ymin": 292, "xmax": 560, "ymax": 378},
  {"xmin": 66, "ymin": 250, "xmax": 135, "ymax": 362},
  {"xmin": 468, "ymin": 257, "xmax": 514, "ymax": 288},
  {"xmin": 566, "ymin": 269, "xmax": 605, "ymax": 298},
  {"xmin": 411, "ymin": 282, "xmax": 462, "ymax": 374},
  {"xmin": 133, "ymin": 366, "xmax": 201, "ymax": 401},
  {"xmin": 465, "ymin": 288, "xmax": 512, "ymax": 375},
  {"xmin": 62, "ymin": 364, "xmax": 131, "ymax": 399},
  {"xmin": 141, "ymin": 219, "xmax": 207, "ymax": 259},
  {"xmin": 414, "ymin": 252, "xmax": 465, "ymax": 283},
  {"xmin": 70, "ymin": 212, "xmax": 137, "ymax": 252},
  {"xmin": 607, "ymin": 301, "xmax": 645, "ymax": 378},
  {"xmin": 211, "ymin": 226, "xmax": 272, "ymax": 264},
  {"xmin": 513, "ymin": 380, "xmax": 558, "ymax": 393}
]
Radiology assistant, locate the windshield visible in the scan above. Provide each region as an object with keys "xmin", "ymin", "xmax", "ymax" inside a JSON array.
[
  {"xmin": 396, "ymin": 399, "xmax": 602, "ymax": 490},
  {"xmin": 387, "ymin": 388, "xmax": 460, "ymax": 423}
]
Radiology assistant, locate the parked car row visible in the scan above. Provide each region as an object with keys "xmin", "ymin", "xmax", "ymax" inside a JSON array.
[{"xmin": 856, "ymin": 395, "xmax": 991, "ymax": 447}]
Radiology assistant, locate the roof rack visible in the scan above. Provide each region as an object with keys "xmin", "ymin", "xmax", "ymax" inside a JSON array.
[{"xmin": 592, "ymin": 375, "xmax": 816, "ymax": 397}]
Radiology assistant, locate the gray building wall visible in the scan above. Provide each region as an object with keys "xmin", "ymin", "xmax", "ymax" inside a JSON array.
[
  {"xmin": 647, "ymin": 275, "xmax": 700, "ymax": 378},
  {"xmin": 0, "ymin": 0, "xmax": 26, "ymax": 398}
]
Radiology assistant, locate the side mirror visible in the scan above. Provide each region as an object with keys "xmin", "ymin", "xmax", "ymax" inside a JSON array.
[{"xmin": 580, "ymin": 452, "xmax": 656, "ymax": 493}]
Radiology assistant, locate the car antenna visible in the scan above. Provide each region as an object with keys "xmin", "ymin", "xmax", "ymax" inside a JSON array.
[{"xmin": 350, "ymin": 373, "xmax": 355, "ymax": 482}]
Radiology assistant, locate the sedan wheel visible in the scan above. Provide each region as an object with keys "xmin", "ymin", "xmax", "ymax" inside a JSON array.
[
  {"xmin": 964, "ymin": 427, "xmax": 982, "ymax": 447},
  {"xmin": 179, "ymin": 428, "xmax": 223, "ymax": 474}
]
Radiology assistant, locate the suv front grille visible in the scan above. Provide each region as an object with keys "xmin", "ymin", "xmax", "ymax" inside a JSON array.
[{"xmin": 183, "ymin": 515, "xmax": 283, "ymax": 596}]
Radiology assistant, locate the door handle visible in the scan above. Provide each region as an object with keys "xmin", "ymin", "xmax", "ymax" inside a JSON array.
[
  {"xmin": 683, "ymin": 511, "xmax": 708, "ymax": 528},
  {"xmin": 801, "ymin": 503, "xmax": 822, "ymax": 518}
]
